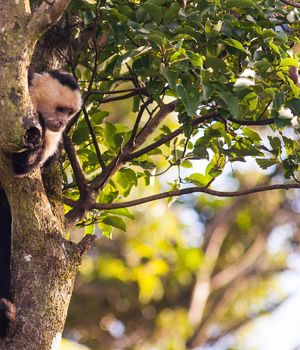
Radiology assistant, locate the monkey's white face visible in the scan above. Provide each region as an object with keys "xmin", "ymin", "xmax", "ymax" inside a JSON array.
[
  {"xmin": 29, "ymin": 72, "xmax": 82, "ymax": 133},
  {"xmin": 12, "ymin": 70, "xmax": 82, "ymax": 176},
  {"xmin": 43, "ymin": 106, "xmax": 76, "ymax": 132}
]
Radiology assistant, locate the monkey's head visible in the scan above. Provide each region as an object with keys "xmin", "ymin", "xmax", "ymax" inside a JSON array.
[{"xmin": 29, "ymin": 70, "xmax": 82, "ymax": 132}]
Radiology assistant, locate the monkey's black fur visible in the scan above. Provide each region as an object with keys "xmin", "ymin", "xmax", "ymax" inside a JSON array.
[
  {"xmin": 12, "ymin": 114, "xmax": 45, "ymax": 176},
  {"xmin": 48, "ymin": 70, "xmax": 79, "ymax": 91},
  {"xmin": 28, "ymin": 69, "xmax": 79, "ymax": 91},
  {"xmin": 0, "ymin": 189, "xmax": 12, "ymax": 337}
]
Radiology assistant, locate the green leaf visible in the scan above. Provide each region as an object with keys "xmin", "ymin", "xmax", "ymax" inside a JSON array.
[
  {"xmin": 269, "ymin": 41, "xmax": 280, "ymax": 56},
  {"xmin": 102, "ymin": 215, "xmax": 127, "ymax": 231},
  {"xmin": 224, "ymin": 38, "xmax": 246, "ymax": 52},
  {"xmin": 205, "ymin": 57, "xmax": 227, "ymax": 72},
  {"xmin": 98, "ymin": 223, "xmax": 113, "ymax": 239},
  {"xmin": 176, "ymin": 84, "xmax": 201, "ymax": 116},
  {"xmin": 268, "ymin": 136, "xmax": 281, "ymax": 156},
  {"xmin": 215, "ymin": 84, "xmax": 240, "ymax": 117},
  {"xmin": 274, "ymin": 117, "xmax": 292, "ymax": 128},
  {"xmin": 72, "ymin": 127, "xmax": 90, "ymax": 145},
  {"xmin": 225, "ymin": 0, "xmax": 254, "ymax": 8},
  {"xmin": 104, "ymin": 208, "xmax": 135, "ymax": 220},
  {"xmin": 280, "ymin": 58, "xmax": 298, "ymax": 67},
  {"xmin": 91, "ymin": 111, "xmax": 109, "ymax": 124},
  {"xmin": 283, "ymin": 136, "xmax": 296, "ymax": 154},
  {"xmin": 164, "ymin": 3, "xmax": 180, "ymax": 23},
  {"xmin": 161, "ymin": 67, "xmax": 177, "ymax": 90},
  {"xmin": 186, "ymin": 51, "xmax": 203, "ymax": 67},
  {"xmin": 104, "ymin": 123, "xmax": 117, "ymax": 149},
  {"xmin": 256, "ymin": 158, "xmax": 277, "ymax": 169},
  {"xmin": 181, "ymin": 160, "xmax": 193, "ymax": 168},
  {"xmin": 261, "ymin": 29, "xmax": 278, "ymax": 39},
  {"xmin": 286, "ymin": 98, "xmax": 300, "ymax": 115},
  {"xmin": 146, "ymin": 81, "xmax": 165, "ymax": 102},
  {"xmin": 85, "ymin": 224, "xmax": 95, "ymax": 235},
  {"xmin": 141, "ymin": 3, "xmax": 162, "ymax": 24},
  {"xmin": 242, "ymin": 128, "xmax": 261, "ymax": 143},
  {"xmin": 186, "ymin": 173, "xmax": 211, "ymax": 187},
  {"xmin": 206, "ymin": 154, "xmax": 226, "ymax": 177},
  {"xmin": 193, "ymin": 145, "xmax": 209, "ymax": 159},
  {"xmin": 117, "ymin": 168, "xmax": 138, "ymax": 189},
  {"xmin": 272, "ymin": 92, "xmax": 284, "ymax": 111},
  {"xmin": 133, "ymin": 95, "xmax": 140, "ymax": 113}
]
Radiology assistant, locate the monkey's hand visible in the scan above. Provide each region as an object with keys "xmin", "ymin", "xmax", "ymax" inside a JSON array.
[{"xmin": 23, "ymin": 127, "xmax": 42, "ymax": 149}]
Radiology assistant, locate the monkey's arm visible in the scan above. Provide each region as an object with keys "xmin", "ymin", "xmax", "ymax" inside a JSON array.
[{"xmin": 12, "ymin": 125, "xmax": 44, "ymax": 176}]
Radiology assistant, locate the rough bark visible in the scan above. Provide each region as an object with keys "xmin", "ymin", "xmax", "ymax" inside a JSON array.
[{"xmin": 0, "ymin": 1, "xmax": 92, "ymax": 349}]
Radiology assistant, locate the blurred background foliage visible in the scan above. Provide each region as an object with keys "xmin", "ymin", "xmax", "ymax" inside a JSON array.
[
  {"xmin": 35, "ymin": 0, "xmax": 300, "ymax": 348},
  {"xmin": 64, "ymin": 185, "xmax": 300, "ymax": 349}
]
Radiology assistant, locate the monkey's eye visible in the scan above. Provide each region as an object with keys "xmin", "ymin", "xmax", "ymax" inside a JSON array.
[{"xmin": 56, "ymin": 106, "xmax": 66, "ymax": 113}]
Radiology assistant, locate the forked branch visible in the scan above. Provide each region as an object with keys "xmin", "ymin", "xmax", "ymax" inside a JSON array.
[{"xmin": 27, "ymin": 0, "xmax": 71, "ymax": 38}]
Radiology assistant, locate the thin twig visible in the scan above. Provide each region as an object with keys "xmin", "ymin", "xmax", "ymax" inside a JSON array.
[
  {"xmin": 88, "ymin": 87, "xmax": 147, "ymax": 95},
  {"xmin": 94, "ymin": 91, "xmax": 145, "ymax": 104},
  {"xmin": 128, "ymin": 100, "xmax": 153, "ymax": 146},
  {"xmin": 82, "ymin": 107, "xmax": 106, "ymax": 169},
  {"xmin": 63, "ymin": 134, "xmax": 87, "ymax": 196},
  {"xmin": 257, "ymin": 100, "xmax": 272, "ymax": 120},
  {"xmin": 228, "ymin": 116, "xmax": 274, "ymax": 125},
  {"xmin": 279, "ymin": 0, "xmax": 300, "ymax": 8},
  {"xmin": 126, "ymin": 64, "xmax": 152, "ymax": 115}
]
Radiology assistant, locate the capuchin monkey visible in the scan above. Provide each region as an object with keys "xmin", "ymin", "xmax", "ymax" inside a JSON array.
[{"xmin": 12, "ymin": 70, "xmax": 82, "ymax": 175}]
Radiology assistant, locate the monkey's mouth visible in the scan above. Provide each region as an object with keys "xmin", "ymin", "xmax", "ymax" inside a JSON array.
[{"xmin": 46, "ymin": 120, "xmax": 66, "ymax": 132}]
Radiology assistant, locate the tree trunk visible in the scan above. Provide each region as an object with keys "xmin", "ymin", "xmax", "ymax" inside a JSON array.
[{"xmin": 0, "ymin": 2, "xmax": 92, "ymax": 349}]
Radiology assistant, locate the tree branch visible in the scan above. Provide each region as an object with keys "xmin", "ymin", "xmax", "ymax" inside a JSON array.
[
  {"xmin": 90, "ymin": 91, "xmax": 145, "ymax": 105},
  {"xmin": 89, "ymin": 100, "xmax": 178, "ymax": 191},
  {"xmin": 279, "ymin": 0, "xmax": 300, "ymax": 8},
  {"xmin": 27, "ymin": 0, "xmax": 71, "ymax": 38},
  {"xmin": 210, "ymin": 233, "xmax": 267, "ymax": 290},
  {"xmin": 83, "ymin": 183, "xmax": 300, "ymax": 210},
  {"xmin": 133, "ymin": 101, "xmax": 178, "ymax": 148},
  {"xmin": 228, "ymin": 116, "xmax": 274, "ymax": 125},
  {"xmin": 188, "ymin": 200, "xmax": 242, "ymax": 328},
  {"xmin": 188, "ymin": 274, "xmax": 249, "ymax": 348},
  {"xmin": 64, "ymin": 100, "xmax": 277, "ymax": 227},
  {"xmin": 128, "ymin": 100, "xmax": 153, "ymax": 147},
  {"xmin": 125, "ymin": 112, "xmax": 274, "ymax": 161},
  {"xmin": 76, "ymin": 234, "xmax": 97, "ymax": 257},
  {"xmin": 65, "ymin": 100, "xmax": 178, "ymax": 227},
  {"xmin": 125, "ymin": 112, "xmax": 218, "ymax": 161}
]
